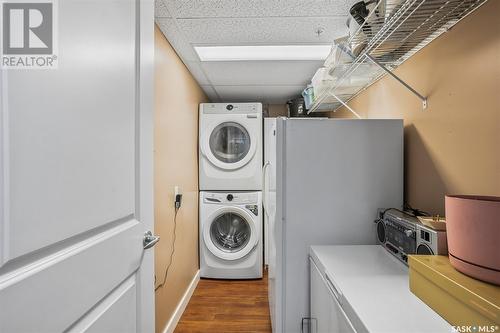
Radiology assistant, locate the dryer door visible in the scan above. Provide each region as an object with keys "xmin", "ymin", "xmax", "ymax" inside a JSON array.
[
  {"xmin": 202, "ymin": 120, "xmax": 257, "ymax": 170},
  {"xmin": 203, "ymin": 207, "xmax": 258, "ymax": 261}
]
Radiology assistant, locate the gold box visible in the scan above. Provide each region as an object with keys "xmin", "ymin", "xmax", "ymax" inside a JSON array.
[{"xmin": 409, "ymin": 255, "xmax": 500, "ymax": 326}]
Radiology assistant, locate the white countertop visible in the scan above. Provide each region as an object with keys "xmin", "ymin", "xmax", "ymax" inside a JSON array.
[{"xmin": 310, "ymin": 245, "xmax": 450, "ymax": 333}]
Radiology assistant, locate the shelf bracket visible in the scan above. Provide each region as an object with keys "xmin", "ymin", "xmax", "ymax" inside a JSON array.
[
  {"xmin": 365, "ymin": 54, "xmax": 428, "ymax": 110},
  {"xmin": 329, "ymin": 91, "xmax": 362, "ymax": 119}
]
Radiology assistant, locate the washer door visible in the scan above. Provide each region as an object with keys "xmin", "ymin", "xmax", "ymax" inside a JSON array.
[
  {"xmin": 203, "ymin": 207, "xmax": 258, "ymax": 261},
  {"xmin": 202, "ymin": 121, "xmax": 257, "ymax": 170}
]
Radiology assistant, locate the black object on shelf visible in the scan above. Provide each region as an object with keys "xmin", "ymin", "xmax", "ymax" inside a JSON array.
[{"xmin": 286, "ymin": 98, "xmax": 307, "ymax": 117}]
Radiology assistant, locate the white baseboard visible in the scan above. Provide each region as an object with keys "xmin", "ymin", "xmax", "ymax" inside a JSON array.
[{"xmin": 162, "ymin": 270, "xmax": 200, "ymax": 333}]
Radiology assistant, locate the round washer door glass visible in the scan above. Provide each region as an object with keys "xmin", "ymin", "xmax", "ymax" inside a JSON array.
[
  {"xmin": 209, "ymin": 122, "xmax": 251, "ymax": 163},
  {"xmin": 210, "ymin": 212, "xmax": 251, "ymax": 253}
]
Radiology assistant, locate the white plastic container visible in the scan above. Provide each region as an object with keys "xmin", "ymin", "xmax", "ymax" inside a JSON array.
[
  {"xmin": 324, "ymin": 38, "xmax": 353, "ymax": 69},
  {"xmin": 311, "ymin": 67, "xmax": 334, "ymax": 99},
  {"xmin": 324, "ymin": 39, "xmax": 355, "ymax": 81}
]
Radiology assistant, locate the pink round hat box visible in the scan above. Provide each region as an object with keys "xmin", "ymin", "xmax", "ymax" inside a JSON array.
[{"xmin": 445, "ymin": 195, "xmax": 500, "ymax": 285}]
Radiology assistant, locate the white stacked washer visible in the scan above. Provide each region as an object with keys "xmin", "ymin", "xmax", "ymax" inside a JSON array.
[
  {"xmin": 199, "ymin": 103, "xmax": 263, "ymax": 279},
  {"xmin": 199, "ymin": 191, "xmax": 262, "ymax": 279}
]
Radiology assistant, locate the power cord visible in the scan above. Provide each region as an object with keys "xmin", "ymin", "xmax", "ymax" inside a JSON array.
[
  {"xmin": 155, "ymin": 195, "xmax": 182, "ymax": 291},
  {"xmin": 403, "ymin": 202, "xmax": 430, "ymax": 217},
  {"xmin": 377, "ymin": 205, "xmax": 430, "ymax": 222}
]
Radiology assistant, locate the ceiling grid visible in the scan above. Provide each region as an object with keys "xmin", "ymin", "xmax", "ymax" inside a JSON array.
[{"xmin": 155, "ymin": 0, "xmax": 358, "ymax": 103}]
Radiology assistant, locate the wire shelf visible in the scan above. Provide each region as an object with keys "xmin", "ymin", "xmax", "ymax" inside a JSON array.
[{"xmin": 308, "ymin": 0, "xmax": 488, "ymax": 114}]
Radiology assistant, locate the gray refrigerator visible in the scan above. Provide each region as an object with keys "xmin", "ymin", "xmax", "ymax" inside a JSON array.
[{"xmin": 264, "ymin": 118, "xmax": 403, "ymax": 333}]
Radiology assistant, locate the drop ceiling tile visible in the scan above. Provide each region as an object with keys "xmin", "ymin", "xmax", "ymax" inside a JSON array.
[
  {"xmin": 201, "ymin": 85, "xmax": 220, "ymax": 102},
  {"xmin": 154, "ymin": 0, "xmax": 360, "ymax": 104},
  {"xmin": 213, "ymin": 85, "xmax": 304, "ymax": 104},
  {"xmin": 154, "ymin": 0, "xmax": 170, "ymax": 18},
  {"xmin": 155, "ymin": 18, "xmax": 199, "ymax": 61},
  {"xmin": 164, "ymin": 0, "xmax": 356, "ymax": 18},
  {"xmin": 201, "ymin": 61, "xmax": 323, "ymax": 86},
  {"xmin": 185, "ymin": 62, "xmax": 210, "ymax": 85},
  {"xmin": 177, "ymin": 17, "xmax": 348, "ymax": 45}
]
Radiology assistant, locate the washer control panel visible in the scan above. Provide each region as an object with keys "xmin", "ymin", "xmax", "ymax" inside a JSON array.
[
  {"xmin": 203, "ymin": 192, "xmax": 259, "ymax": 205},
  {"xmin": 245, "ymin": 205, "xmax": 259, "ymax": 216}
]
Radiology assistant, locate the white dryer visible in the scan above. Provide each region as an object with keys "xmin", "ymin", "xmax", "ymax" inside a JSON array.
[
  {"xmin": 199, "ymin": 191, "xmax": 263, "ymax": 279},
  {"xmin": 199, "ymin": 103, "xmax": 262, "ymax": 191}
]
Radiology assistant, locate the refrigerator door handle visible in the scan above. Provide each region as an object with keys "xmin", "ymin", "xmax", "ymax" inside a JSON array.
[{"xmin": 262, "ymin": 161, "xmax": 270, "ymax": 218}]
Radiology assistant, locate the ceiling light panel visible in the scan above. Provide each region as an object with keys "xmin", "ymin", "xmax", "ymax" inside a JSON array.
[
  {"xmin": 213, "ymin": 85, "xmax": 305, "ymax": 103},
  {"xmin": 195, "ymin": 45, "xmax": 331, "ymax": 61},
  {"xmin": 201, "ymin": 61, "xmax": 322, "ymax": 85}
]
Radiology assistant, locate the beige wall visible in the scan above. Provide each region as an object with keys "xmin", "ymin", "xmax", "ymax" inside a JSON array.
[
  {"xmin": 267, "ymin": 104, "xmax": 288, "ymax": 117},
  {"xmin": 332, "ymin": 0, "xmax": 500, "ymax": 215},
  {"xmin": 154, "ymin": 25, "xmax": 208, "ymax": 333}
]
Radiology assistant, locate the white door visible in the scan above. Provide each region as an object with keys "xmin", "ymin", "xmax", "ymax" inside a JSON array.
[
  {"xmin": 203, "ymin": 208, "xmax": 258, "ymax": 261},
  {"xmin": 263, "ymin": 118, "xmax": 276, "ymax": 267},
  {"xmin": 265, "ymin": 119, "xmax": 279, "ymax": 331},
  {"xmin": 202, "ymin": 118, "xmax": 257, "ymax": 170},
  {"xmin": 0, "ymin": 0, "xmax": 155, "ymax": 332}
]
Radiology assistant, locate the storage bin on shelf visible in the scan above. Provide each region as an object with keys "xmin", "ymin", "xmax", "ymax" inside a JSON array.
[
  {"xmin": 324, "ymin": 40, "xmax": 353, "ymax": 69},
  {"xmin": 311, "ymin": 67, "xmax": 334, "ymax": 100},
  {"xmin": 311, "ymin": 41, "xmax": 354, "ymax": 100},
  {"xmin": 302, "ymin": 85, "xmax": 314, "ymax": 110}
]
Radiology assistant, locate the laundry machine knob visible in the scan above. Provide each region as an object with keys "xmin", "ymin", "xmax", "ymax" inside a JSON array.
[{"xmin": 226, "ymin": 194, "xmax": 234, "ymax": 201}]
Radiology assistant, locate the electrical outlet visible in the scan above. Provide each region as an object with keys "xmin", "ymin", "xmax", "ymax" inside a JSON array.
[{"xmin": 174, "ymin": 186, "xmax": 182, "ymax": 209}]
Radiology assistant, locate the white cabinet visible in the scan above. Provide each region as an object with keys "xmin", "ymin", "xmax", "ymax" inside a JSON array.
[
  {"xmin": 310, "ymin": 258, "xmax": 333, "ymax": 333},
  {"xmin": 310, "ymin": 258, "xmax": 356, "ymax": 333}
]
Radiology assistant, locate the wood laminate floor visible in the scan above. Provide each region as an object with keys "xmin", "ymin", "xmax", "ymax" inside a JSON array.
[{"xmin": 175, "ymin": 269, "xmax": 272, "ymax": 333}]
